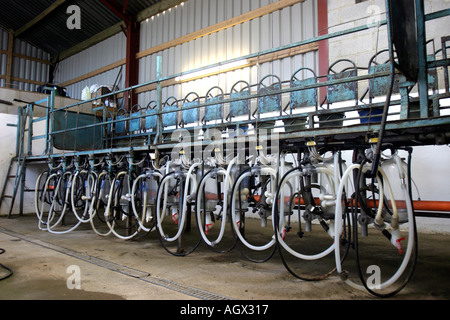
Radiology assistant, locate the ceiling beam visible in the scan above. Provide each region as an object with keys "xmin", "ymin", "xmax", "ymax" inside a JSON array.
[
  {"xmin": 52, "ymin": 0, "xmax": 185, "ymax": 62},
  {"xmin": 100, "ymin": 0, "xmax": 130, "ymax": 24},
  {"xmin": 14, "ymin": 0, "xmax": 67, "ymax": 37},
  {"xmin": 136, "ymin": 0, "xmax": 184, "ymax": 22},
  {"xmin": 100, "ymin": 0, "xmax": 140, "ymax": 110}
]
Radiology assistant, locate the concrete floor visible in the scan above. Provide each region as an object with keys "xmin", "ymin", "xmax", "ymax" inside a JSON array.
[{"xmin": 0, "ymin": 213, "xmax": 449, "ymax": 301}]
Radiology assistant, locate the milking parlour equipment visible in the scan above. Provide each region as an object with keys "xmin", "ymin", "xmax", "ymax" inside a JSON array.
[
  {"xmin": 4, "ymin": 0, "xmax": 449, "ymax": 298},
  {"xmin": 332, "ymin": 142, "xmax": 417, "ymax": 298},
  {"xmin": 34, "ymin": 157, "xmax": 77, "ymax": 233},
  {"xmin": 228, "ymin": 147, "xmax": 281, "ymax": 262},
  {"xmin": 195, "ymin": 149, "xmax": 239, "ymax": 254},
  {"xmin": 102, "ymin": 151, "xmax": 144, "ymax": 240},
  {"xmin": 272, "ymin": 143, "xmax": 348, "ymax": 281},
  {"xmin": 155, "ymin": 150, "xmax": 203, "ymax": 256}
]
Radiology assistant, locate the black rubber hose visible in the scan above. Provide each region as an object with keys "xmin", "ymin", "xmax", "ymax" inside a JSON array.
[
  {"xmin": 0, "ymin": 249, "xmax": 13, "ymax": 281},
  {"xmin": 354, "ymin": 157, "xmax": 418, "ymax": 298}
]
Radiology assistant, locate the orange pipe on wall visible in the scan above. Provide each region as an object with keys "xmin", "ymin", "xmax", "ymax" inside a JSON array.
[
  {"xmin": 289, "ymin": 197, "xmax": 450, "ymax": 212},
  {"xmin": 202, "ymin": 192, "xmax": 450, "ymax": 213},
  {"xmin": 359, "ymin": 200, "xmax": 450, "ymax": 212}
]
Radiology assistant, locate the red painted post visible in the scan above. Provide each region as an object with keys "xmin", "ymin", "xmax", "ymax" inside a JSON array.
[{"xmin": 317, "ymin": 0, "xmax": 329, "ymax": 103}]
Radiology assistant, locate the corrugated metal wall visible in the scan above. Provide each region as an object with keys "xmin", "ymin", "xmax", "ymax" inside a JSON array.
[
  {"xmin": 0, "ymin": 28, "xmax": 50, "ymax": 91},
  {"xmin": 53, "ymin": 32, "xmax": 127, "ymax": 99},
  {"xmin": 52, "ymin": 0, "xmax": 318, "ymax": 103},
  {"xmin": 138, "ymin": 0, "xmax": 318, "ymax": 106}
]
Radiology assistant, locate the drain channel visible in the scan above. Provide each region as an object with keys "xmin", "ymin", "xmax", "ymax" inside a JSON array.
[{"xmin": 0, "ymin": 227, "xmax": 233, "ymax": 300}]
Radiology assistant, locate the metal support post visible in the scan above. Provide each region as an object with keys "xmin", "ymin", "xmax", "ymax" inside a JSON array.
[
  {"xmin": 15, "ymin": 108, "xmax": 22, "ymax": 157},
  {"xmin": 154, "ymin": 56, "xmax": 163, "ymax": 146},
  {"xmin": 19, "ymin": 161, "xmax": 26, "ymax": 216},
  {"xmin": 49, "ymin": 89, "xmax": 55, "ymax": 155},
  {"xmin": 415, "ymin": 0, "xmax": 430, "ymax": 118},
  {"xmin": 27, "ymin": 104, "xmax": 34, "ymax": 156},
  {"xmin": 442, "ymin": 36, "xmax": 450, "ymax": 93},
  {"xmin": 45, "ymin": 89, "xmax": 56, "ymax": 155}
]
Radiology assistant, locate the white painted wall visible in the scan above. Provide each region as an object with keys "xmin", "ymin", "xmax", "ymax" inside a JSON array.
[
  {"xmin": 0, "ymin": 113, "xmax": 45, "ymax": 216},
  {"xmin": 0, "ymin": 112, "xmax": 59, "ymax": 216},
  {"xmin": 408, "ymin": 146, "xmax": 450, "ymax": 234},
  {"xmin": 328, "ymin": 0, "xmax": 450, "ymax": 89}
]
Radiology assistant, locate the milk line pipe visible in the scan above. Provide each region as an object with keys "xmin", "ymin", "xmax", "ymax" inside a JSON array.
[
  {"xmin": 220, "ymin": 156, "xmax": 238, "ymax": 236},
  {"xmin": 41, "ymin": 159, "xmax": 98, "ymax": 234},
  {"xmin": 357, "ymin": 157, "xmax": 414, "ymax": 293},
  {"xmin": 37, "ymin": 170, "xmax": 83, "ymax": 234},
  {"xmin": 177, "ymin": 161, "xmax": 201, "ymax": 241},
  {"xmin": 34, "ymin": 171, "xmax": 48, "ymax": 228}
]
